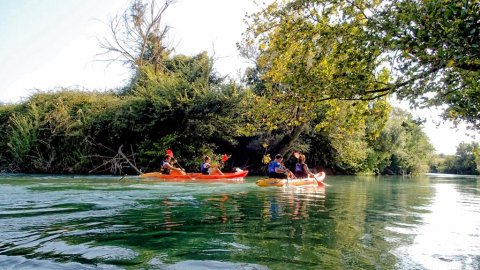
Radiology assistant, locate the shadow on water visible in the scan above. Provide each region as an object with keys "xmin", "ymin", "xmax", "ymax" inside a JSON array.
[{"xmin": 0, "ymin": 174, "xmax": 479, "ymax": 269}]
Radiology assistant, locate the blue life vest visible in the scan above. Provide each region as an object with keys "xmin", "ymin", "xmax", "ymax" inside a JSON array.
[
  {"xmin": 201, "ymin": 162, "xmax": 210, "ymax": 175},
  {"xmin": 268, "ymin": 161, "xmax": 281, "ymax": 173}
]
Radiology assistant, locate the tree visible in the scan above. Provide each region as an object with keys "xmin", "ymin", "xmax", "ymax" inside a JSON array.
[
  {"xmin": 370, "ymin": 0, "xmax": 480, "ymax": 129},
  {"xmin": 433, "ymin": 143, "xmax": 480, "ymax": 175},
  {"xmin": 453, "ymin": 142, "xmax": 479, "ymax": 175},
  {"xmin": 241, "ymin": 0, "xmax": 480, "ymax": 133},
  {"xmin": 474, "ymin": 144, "xmax": 480, "ymax": 173},
  {"xmin": 369, "ymin": 108, "xmax": 434, "ymax": 175},
  {"xmin": 99, "ymin": 0, "xmax": 174, "ymax": 74},
  {"xmin": 240, "ymin": 0, "xmax": 391, "ymax": 156}
]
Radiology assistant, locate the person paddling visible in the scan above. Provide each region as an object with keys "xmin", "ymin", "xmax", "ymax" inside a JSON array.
[
  {"xmin": 294, "ymin": 154, "xmax": 315, "ymax": 178},
  {"xmin": 201, "ymin": 156, "xmax": 212, "ymax": 175},
  {"xmin": 268, "ymin": 154, "xmax": 290, "ymax": 179},
  {"xmin": 160, "ymin": 154, "xmax": 184, "ymax": 175},
  {"xmin": 201, "ymin": 156, "xmax": 224, "ymax": 175}
]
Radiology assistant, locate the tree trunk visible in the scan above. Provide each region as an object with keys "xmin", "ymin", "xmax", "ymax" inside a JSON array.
[{"xmin": 270, "ymin": 122, "xmax": 307, "ymax": 157}]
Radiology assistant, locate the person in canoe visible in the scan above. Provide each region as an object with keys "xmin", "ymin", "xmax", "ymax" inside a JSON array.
[
  {"xmin": 201, "ymin": 156, "xmax": 224, "ymax": 175},
  {"xmin": 294, "ymin": 154, "xmax": 315, "ymax": 178},
  {"xmin": 160, "ymin": 154, "xmax": 185, "ymax": 175},
  {"xmin": 268, "ymin": 154, "xmax": 292, "ymax": 179}
]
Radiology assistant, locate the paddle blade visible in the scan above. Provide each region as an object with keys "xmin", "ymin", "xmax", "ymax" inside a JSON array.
[
  {"xmin": 166, "ymin": 149, "xmax": 174, "ymax": 157},
  {"xmin": 293, "ymin": 151, "xmax": 300, "ymax": 159},
  {"xmin": 221, "ymin": 154, "xmax": 229, "ymax": 162}
]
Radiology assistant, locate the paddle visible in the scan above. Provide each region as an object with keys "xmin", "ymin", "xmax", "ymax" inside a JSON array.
[
  {"xmin": 315, "ymin": 172, "xmax": 325, "ymax": 187},
  {"xmin": 207, "ymin": 154, "xmax": 230, "ymax": 175}
]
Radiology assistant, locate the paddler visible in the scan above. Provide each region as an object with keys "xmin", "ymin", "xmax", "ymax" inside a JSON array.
[
  {"xmin": 294, "ymin": 154, "xmax": 315, "ymax": 178},
  {"xmin": 201, "ymin": 156, "xmax": 224, "ymax": 175},
  {"xmin": 268, "ymin": 154, "xmax": 290, "ymax": 179},
  {"xmin": 160, "ymin": 155, "xmax": 184, "ymax": 175}
]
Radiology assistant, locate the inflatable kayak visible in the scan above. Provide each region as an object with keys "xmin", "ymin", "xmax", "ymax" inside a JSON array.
[
  {"xmin": 140, "ymin": 170, "xmax": 248, "ymax": 181},
  {"xmin": 256, "ymin": 172, "xmax": 325, "ymax": 187}
]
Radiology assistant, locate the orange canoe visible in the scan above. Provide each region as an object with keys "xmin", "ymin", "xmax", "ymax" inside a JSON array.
[
  {"xmin": 140, "ymin": 170, "xmax": 248, "ymax": 182},
  {"xmin": 140, "ymin": 170, "xmax": 193, "ymax": 180}
]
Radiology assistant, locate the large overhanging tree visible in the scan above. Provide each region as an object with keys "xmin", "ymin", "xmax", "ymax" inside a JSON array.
[
  {"xmin": 240, "ymin": 0, "xmax": 480, "ymax": 145},
  {"xmin": 239, "ymin": 0, "xmax": 391, "ymax": 155},
  {"xmin": 370, "ymin": 0, "xmax": 480, "ymax": 128}
]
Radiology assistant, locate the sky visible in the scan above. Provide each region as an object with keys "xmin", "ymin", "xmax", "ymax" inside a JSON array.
[{"xmin": 0, "ymin": 0, "xmax": 478, "ymax": 155}]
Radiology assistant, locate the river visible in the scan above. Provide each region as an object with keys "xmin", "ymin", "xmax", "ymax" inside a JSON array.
[{"xmin": 0, "ymin": 174, "xmax": 479, "ymax": 269}]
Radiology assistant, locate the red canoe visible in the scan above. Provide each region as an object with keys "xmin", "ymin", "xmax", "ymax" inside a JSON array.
[{"xmin": 140, "ymin": 170, "xmax": 248, "ymax": 182}]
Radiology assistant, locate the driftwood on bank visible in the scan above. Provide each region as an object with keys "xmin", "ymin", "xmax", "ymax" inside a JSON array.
[
  {"xmin": 88, "ymin": 144, "xmax": 142, "ymax": 176},
  {"xmin": 117, "ymin": 145, "xmax": 143, "ymax": 175}
]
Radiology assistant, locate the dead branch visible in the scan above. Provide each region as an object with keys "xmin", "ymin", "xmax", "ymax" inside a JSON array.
[{"xmin": 118, "ymin": 145, "xmax": 143, "ymax": 175}]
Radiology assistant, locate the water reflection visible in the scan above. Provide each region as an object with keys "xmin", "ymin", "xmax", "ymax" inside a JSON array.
[
  {"xmin": 262, "ymin": 186, "xmax": 326, "ymax": 222},
  {"xmin": 206, "ymin": 194, "xmax": 231, "ymax": 224}
]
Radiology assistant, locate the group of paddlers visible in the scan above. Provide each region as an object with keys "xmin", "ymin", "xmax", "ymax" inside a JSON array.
[
  {"xmin": 159, "ymin": 152, "xmax": 227, "ymax": 176},
  {"xmin": 268, "ymin": 153, "xmax": 315, "ymax": 179},
  {"xmin": 159, "ymin": 149, "xmax": 315, "ymax": 179}
]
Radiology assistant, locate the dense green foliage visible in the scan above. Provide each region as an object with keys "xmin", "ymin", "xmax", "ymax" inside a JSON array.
[
  {"xmin": 0, "ymin": 52, "xmax": 434, "ymax": 175},
  {"xmin": 368, "ymin": 108, "xmax": 435, "ymax": 175},
  {"xmin": 371, "ymin": 0, "xmax": 480, "ymax": 128},
  {"xmin": 0, "ymin": 58, "xmax": 432, "ymax": 175},
  {"xmin": 431, "ymin": 142, "xmax": 480, "ymax": 175},
  {"xmin": 241, "ymin": 0, "xmax": 480, "ymax": 129},
  {"xmin": 0, "ymin": 53, "xmax": 251, "ymax": 174}
]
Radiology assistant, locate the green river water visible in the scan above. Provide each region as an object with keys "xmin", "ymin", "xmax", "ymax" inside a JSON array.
[{"xmin": 0, "ymin": 174, "xmax": 479, "ymax": 269}]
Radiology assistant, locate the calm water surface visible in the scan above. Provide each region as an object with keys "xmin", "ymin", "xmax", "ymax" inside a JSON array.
[{"xmin": 0, "ymin": 174, "xmax": 479, "ymax": 269}]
